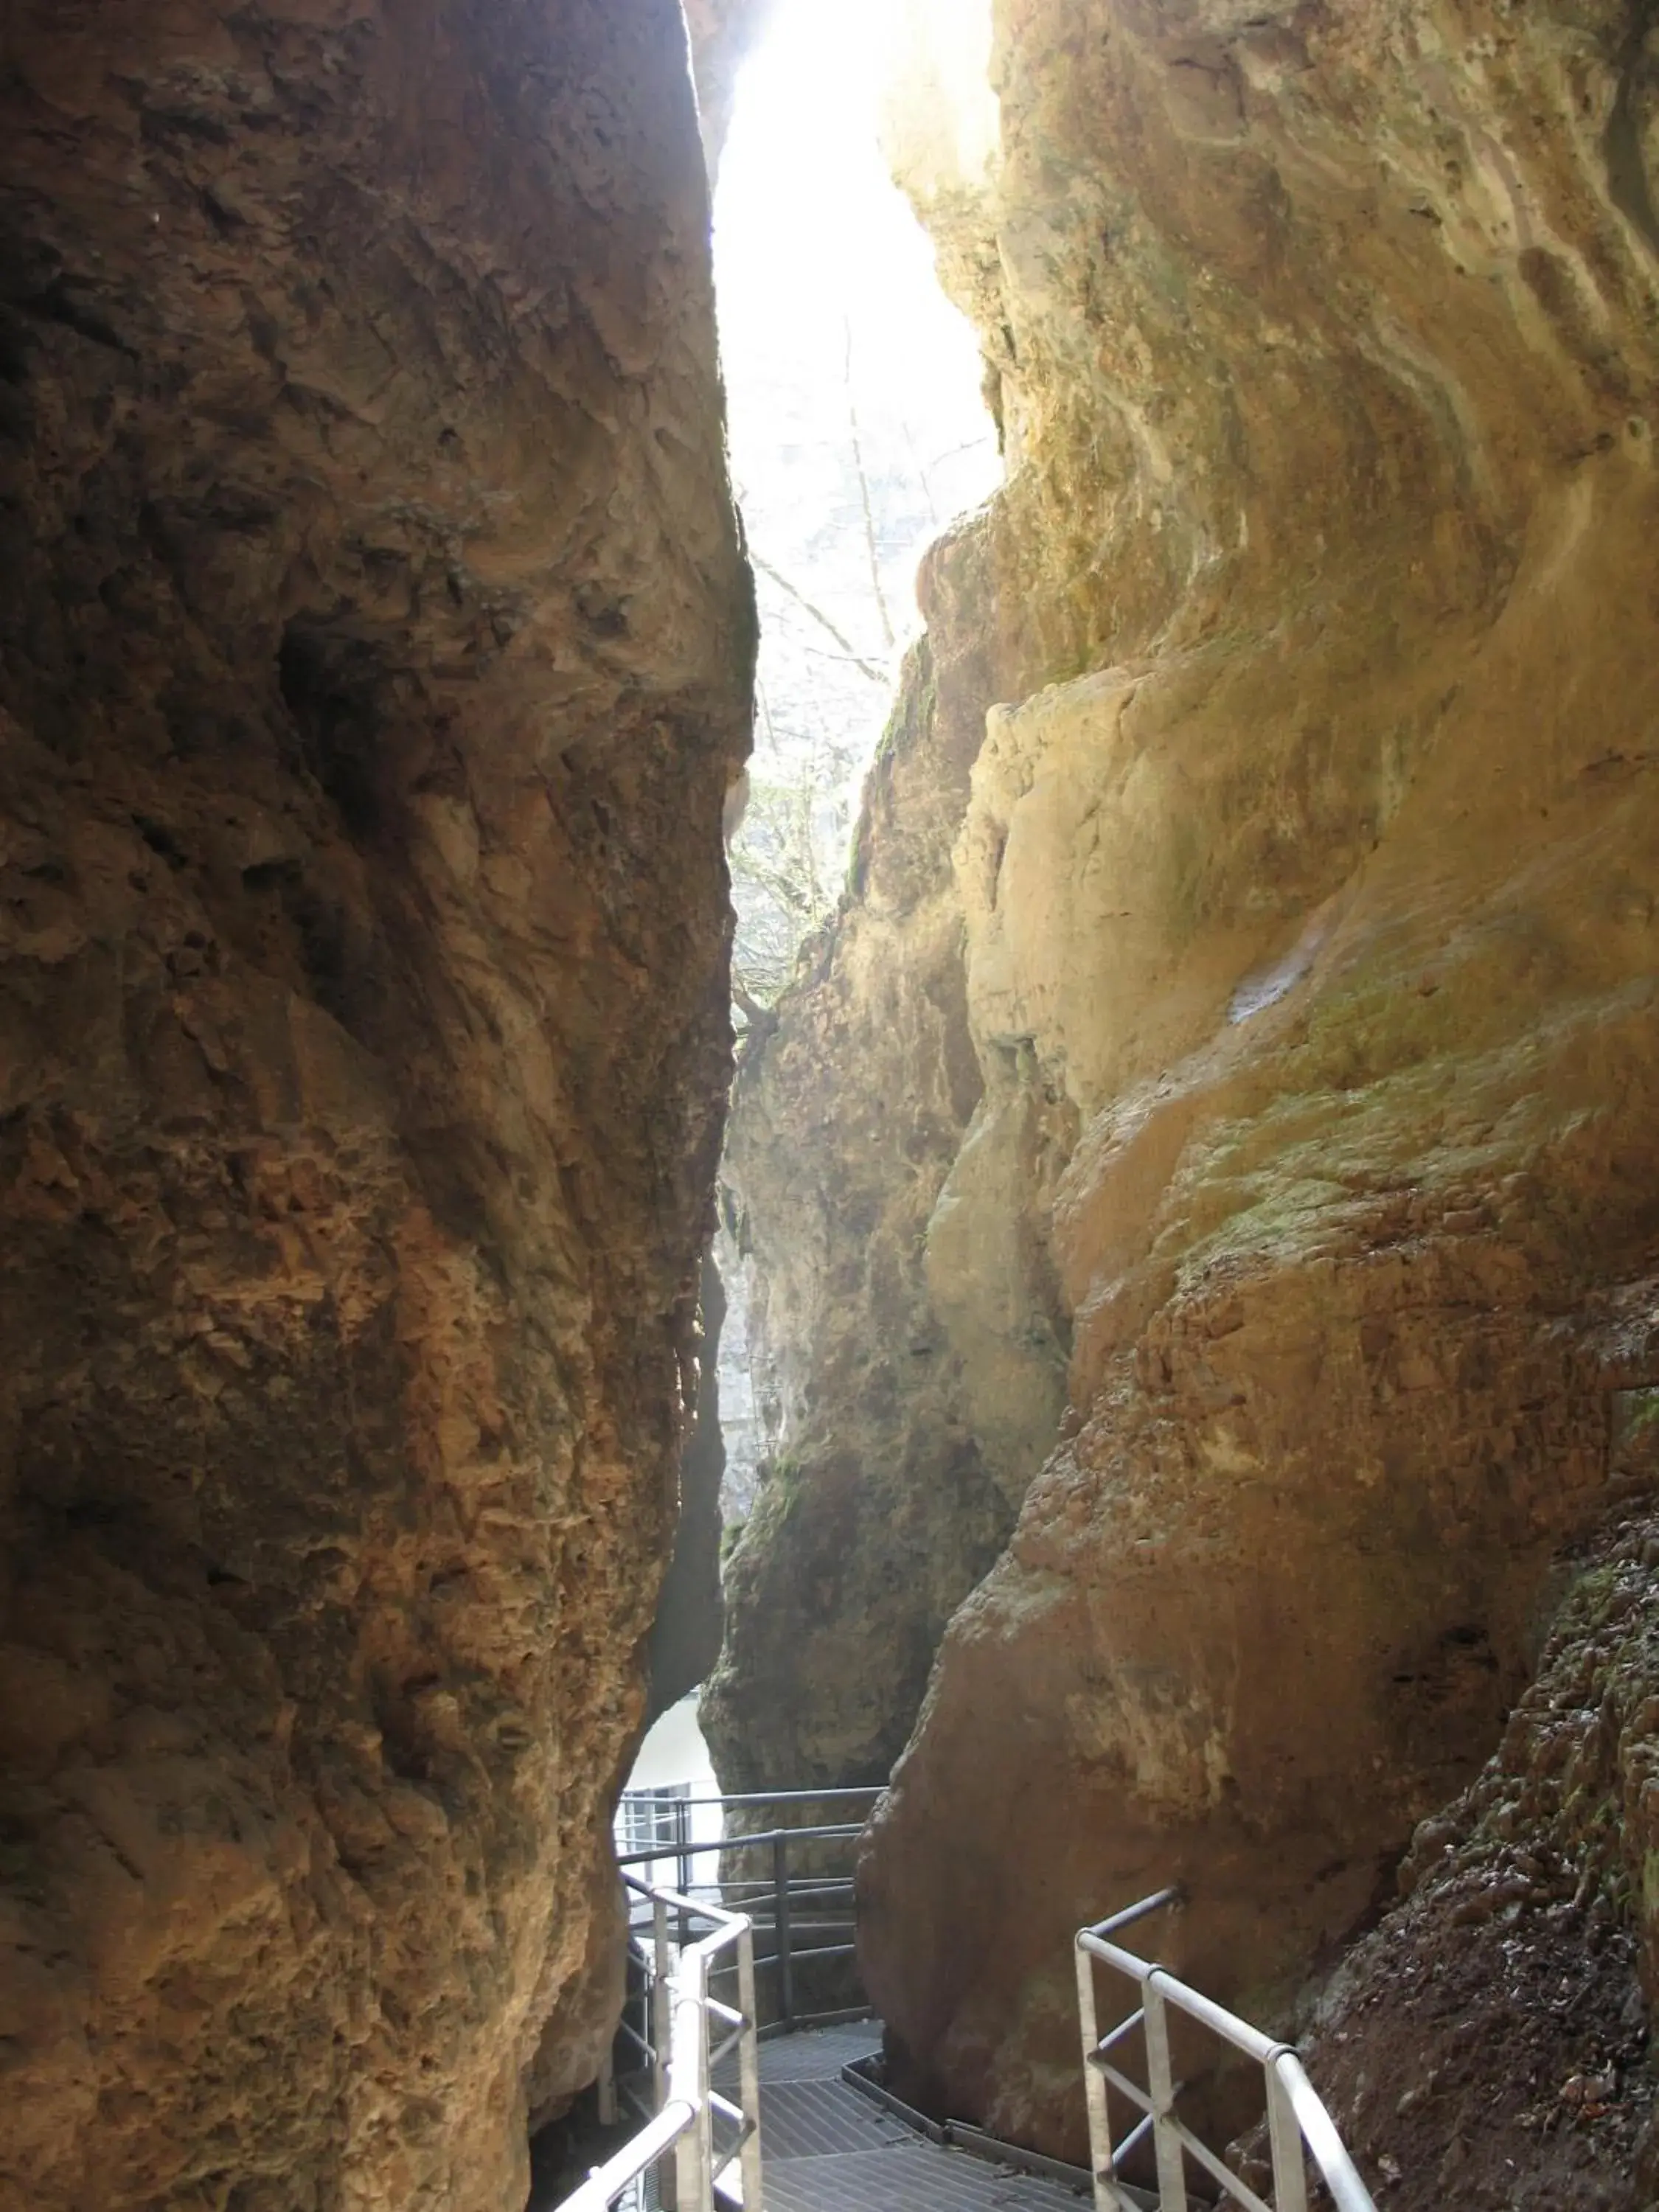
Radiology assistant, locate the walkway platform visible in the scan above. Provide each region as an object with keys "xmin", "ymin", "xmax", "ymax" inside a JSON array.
[{"xmin": 720, "ymin": 2023, "xmax": 1090, "ymax": 2212}]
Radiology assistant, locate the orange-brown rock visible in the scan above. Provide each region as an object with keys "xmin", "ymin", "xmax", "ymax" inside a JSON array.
[
  {"xmin": 713, "ymin": 0, "xmax": 1659, "ymax": 2160},
  {"xmin": 0, "ymin": 4, "xmax": 751, "ymax": 2208},
  {"xmin": 1273, "ymin": 1486, "xmax": 1659, "ymax": 2211},
  {"xmin": 702, "ymin": 524, "xmax": 1046, "ymax": 1792}
]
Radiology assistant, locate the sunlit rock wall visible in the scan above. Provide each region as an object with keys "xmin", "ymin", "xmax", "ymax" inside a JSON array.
[
  {"xmin": 713, "ymin": 0, "xmax": 1659, "ymax": 2156},
  {"xmin": 684, "ymin": 0, "xmax": 782, "ymax": 173},
  {"xmin": 0, "ymin": 3, "xmax": 751, "ymax": 2207}
]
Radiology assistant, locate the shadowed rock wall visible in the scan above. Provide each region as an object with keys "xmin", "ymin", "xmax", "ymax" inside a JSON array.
[
  {"xmin": 711, "ymin": 0, "xmax": 1659, "ymax": 2157},
  {"xmin": 1275, "ymin": 1481, "xmax": 1659, "ymax": 2209},
  {"xmin": 646, "ymin": 1250, "xmax": 727, "ymax": 1722},
  {"xmin": 0, "ymin": 4, "xmax": 751, "ymax": 2207}
]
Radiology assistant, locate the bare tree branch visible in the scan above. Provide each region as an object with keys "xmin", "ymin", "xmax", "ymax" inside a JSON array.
[
  {"xmin": 751, "ymin": 554, "xmax": 888, "ymax": 684},
  {"xmin": 844, "ymin": 319, "xmax": 896, "ymax": 651}
]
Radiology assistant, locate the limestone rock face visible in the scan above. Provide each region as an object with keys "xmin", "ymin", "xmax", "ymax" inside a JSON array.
[
  {"xmin": 0, "ymin": 5, "xmax": 750, "ymax": 2208},
  {"xmin": 714, "ymin": 0, "xmax": 1659, "ymax": 2154},
  {"xmin": 646, "ymin": 1251, "xmax": 727, "ymax": 1724},
  {"xmin": 702, "ymin": 529, "xmax": 1034, "ymax": 1791}
]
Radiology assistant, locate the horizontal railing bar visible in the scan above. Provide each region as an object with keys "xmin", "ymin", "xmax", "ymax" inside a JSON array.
[
  {"xmin": 739, "ymin": 1902, "xmax": 849, "ymax": 1920},
  {"xmin": 614, "ymin": 2019, "xmax": 653, "ymax": 2056},
  {"xmin": 708, "ymin": 2089, "xmax": 746, "ymax": 2129},
  {"xmin": 745, "ymin": 1928, "xmax": 855, "ymax": 1948},
  {"xmin": 693, "ymin": 1878, "xmax": 855, "ymax": 1896},
  {"xmin": 1166, "ymin": 2114, "xmax": 1275, "ymax": 2212},
  {"xmin": 616, "ymin": 1822, "xmax": 863, "ymax": 1867},
  {"xmin": 1099, "ymin": 2064, "xmax": 1154, "ymax": 2115},
  {"xmin": 617, "ymin": 1876, "xmax": 749, "ymax": 1932},
  {"xmin": 1085, "ymin": 1887, "xmax": 1183, "ymax": 1943},
  {"xmin": 619, "ymin": 1786, "xmax": 883, "ymax": 1808},
  {"xmin": 709, "ymin": 1876, "xmax": 855, "ymax": 1893},
  {"xmin": 1077, "ymin": 1932, "xmax": 1162, "ymax": 1980},
  {"xmin": 1104, "ymin": 2104, "xmax": 1157, "ymax": 2171},
  {"xmin": 1093, "ymin": 2008, "xmax": 1146, "ymax": 2059},
  {"xmin": 553, "ymin": 2098, "xmax": 695, "ymax": 2212},
  {"xmin": 757, "ymin": 2003, "xmax": 872, "ymax": 2039},
  {"xmin": 691, "ymin": 1898, "xmax": 852, "ymax": 1919},
  {"xmin": 1147, "ymin": 1969, "xmax": 1281, "ymax": 2066},
  {"xmin": 742, "ymin": 1883, "xmax": 855, "ymax": 1902}
]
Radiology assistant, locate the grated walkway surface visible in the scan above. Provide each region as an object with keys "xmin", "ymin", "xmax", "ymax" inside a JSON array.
[{"xmin": 719, "ymin": 2023, "xmax": 1091, "ymax": 2212}]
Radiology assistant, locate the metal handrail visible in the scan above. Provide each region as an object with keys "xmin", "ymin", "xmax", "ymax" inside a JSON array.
[
  {"xmin": 557, "ymin": 1875, "xmax": 762, "ymax": 2212},
  {"xmin": 616, "ymin": 1820, "xmax": 866, "ymax": 1867},
  {"xmin": 627, "ymin": 1787, "xmax": 883, "ymax": 1809},
  {"xmin": 1075, "ymin": 1891, "xmax": 1376, "ymax": 2212},
  {"xmin": 616, "ymin": 1790, "xmax": 872, "ymax": 2036}
]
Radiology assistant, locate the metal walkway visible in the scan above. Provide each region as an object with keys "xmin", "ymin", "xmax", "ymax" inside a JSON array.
[
  {"xmin": 570, "ymin": 1798, "xmax": 1378, "ymax": 2212},
  {"xmin": 726, "ymin": 2024, "xmax": 1089, "ymax": 2212}
]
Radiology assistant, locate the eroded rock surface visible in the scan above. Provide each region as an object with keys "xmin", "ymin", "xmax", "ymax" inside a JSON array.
[
  {"xmin": 714, "ymin": 0, "xmax": 1659, "ymax": 2156},
  {"xmin": 1268, "ymin": 1489, "xmax": 1659, "ymax": 2211},
  {"xmin": 702, "ymin": 538, "xmax": 1034, "ymax": 1791},
  {"xmin": 0, "ymin": 4, "xmax": 749, "ymax": 2207}
]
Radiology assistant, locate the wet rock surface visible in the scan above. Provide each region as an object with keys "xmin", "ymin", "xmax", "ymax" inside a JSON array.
[
  {"xmin": 0, "ymin": 4, "xmax": 750, "ymax": 2208},
  {"xmin": 713, "ymin": 0, "xmax": 1659, "ymax": 2158}
]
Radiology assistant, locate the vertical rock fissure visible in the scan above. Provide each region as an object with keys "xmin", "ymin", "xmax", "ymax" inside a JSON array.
[{"xmin": 693, "ymin": 0, "xmax": 1011, "ymax": 1795}]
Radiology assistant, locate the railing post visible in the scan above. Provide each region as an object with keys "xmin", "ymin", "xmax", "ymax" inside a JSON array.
[
  {"xmin": 653, "ymin": 1894, "xmax": 675, "ymax": 2209},
  {"xmin": 737, "ymin": 1921, "xmax": 765, "ymax": 2212},
  {"xmin": 1075, "ymin": 1939, "xmax": 1116, "ymax": 2212},
  {"xmin": 677, "ymin": 1795, "xmax": 692, "ymax": 1951},
  {"xmin": 1266, "ymin": 2057, "xmax": 1310, "ymax": 2212},
  {"xmin": 1143, "ymin": 1974, "xmax": 1187, "ymax": 2212},
  {"xmin": 771, "ymin": 1834, "xmax": 793, "ymax": 2031},
  {"xmin": 672, "ymin": 1986, "xmax": 712, "ymax": 2212}
]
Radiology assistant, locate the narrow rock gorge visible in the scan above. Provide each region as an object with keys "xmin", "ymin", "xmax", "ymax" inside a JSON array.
[
  {"xmin": 0, "ymin": 4, "xmax": 750, "ymax": 2208},
  {"xmin": 9, "ymin": 0, "xmax": 1659, "ymax": 2201},
  {"xmin": 708, "ymin": 0, "xmax": 1659, "ymax": 2177}
]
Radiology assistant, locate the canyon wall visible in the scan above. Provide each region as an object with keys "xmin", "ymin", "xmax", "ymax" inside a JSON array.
[
  {"xmin": 710, "ymin": 0, "xmax": 1659, "ymax": 2160},
  {"xmin": 0, "ymin": 4, "xmax": 750, "ymax": 2208},
  {"xmin": 1278, "ymin": 1475, "xmax": 1659, "ymax": 2210},
  {"xmin": 646, "ymin": 1251, "xmax": 727, "ymax": 1724}
]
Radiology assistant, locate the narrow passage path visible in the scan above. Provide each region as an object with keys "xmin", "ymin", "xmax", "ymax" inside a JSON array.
[{"xmin": 721, "ymin": 2023, "xmax": 1093, "ymax": 2212}]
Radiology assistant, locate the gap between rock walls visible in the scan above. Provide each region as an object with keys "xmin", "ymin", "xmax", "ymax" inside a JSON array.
[
  {"xmin": 1, "ymin": 4, "xmax": 1658, "ymax": 2212},
  {"xmin": 685, "ymin": 2, "xmax": 1659, "ymax": 2207}
]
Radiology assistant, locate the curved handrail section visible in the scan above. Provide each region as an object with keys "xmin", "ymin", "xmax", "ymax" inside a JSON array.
[
  {"xmin": 1075, "ymin": 1892, "xmax": 1377, "ymax": 2212},
  {"xmin": 557, "ymin": 1877, "xmax": 762, "ymax": 2212}
]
